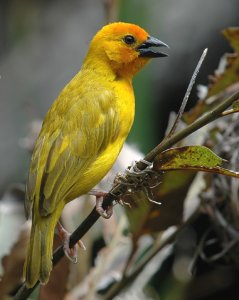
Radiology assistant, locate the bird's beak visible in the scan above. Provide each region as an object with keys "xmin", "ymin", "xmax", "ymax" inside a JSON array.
[{"xmin": 137, "ymin": 36, "xmax": 169, "ymax": 58}]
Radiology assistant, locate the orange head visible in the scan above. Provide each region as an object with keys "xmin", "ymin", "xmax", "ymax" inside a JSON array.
[{"xmin": 85, "ymin": 22, "xmax": 168, "ymax": 79}]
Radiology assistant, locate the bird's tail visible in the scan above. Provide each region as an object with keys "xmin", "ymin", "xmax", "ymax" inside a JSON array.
[{"xmin": 23, "ymin": 214, "xmax": 57, "ymax": 288}]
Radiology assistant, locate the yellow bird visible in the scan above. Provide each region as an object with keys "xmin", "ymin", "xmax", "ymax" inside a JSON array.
[{"xmin": 24, "ymin": 22, "xmax": 168, "ymax": 287}]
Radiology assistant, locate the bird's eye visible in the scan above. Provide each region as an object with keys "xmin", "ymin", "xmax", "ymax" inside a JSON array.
[{"xmin": 123, "ymin": 35, "xmax": 136, "ymax": 45}]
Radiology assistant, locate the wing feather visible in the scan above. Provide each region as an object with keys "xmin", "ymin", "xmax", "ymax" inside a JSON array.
[{"xmin": 25, "ymin": 86, "xmax": 120, "ymax": 217}]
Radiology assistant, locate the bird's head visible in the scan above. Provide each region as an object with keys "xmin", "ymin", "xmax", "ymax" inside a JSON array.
[{"xmin": 86, "ymin": 22, "xmax": 169, "ymax": 79}]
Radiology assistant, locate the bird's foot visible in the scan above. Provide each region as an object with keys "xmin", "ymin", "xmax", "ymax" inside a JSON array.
[
  {"xmin": 56, "ymin": 222, "xmax": 86, "ymax": 263},
  {"xmin": 88, "ymin": 189, "xmax": 113, "ymax": 219}
]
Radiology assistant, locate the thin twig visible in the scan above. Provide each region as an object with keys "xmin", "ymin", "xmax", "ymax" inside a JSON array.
[
  {"xmin": 198, "ymin": 227, "xmax": 236, "ymax": 263},
  {"xmin": 167, "ymin": 48, "xmax": 208, "ymax": 138},
  {"xmin": 137, "ymin": 89, "xmax": 239, "ymax": 170},
  {"xmin": 14, "ymin": 89, "xmax": 239, "ymax": 300}
]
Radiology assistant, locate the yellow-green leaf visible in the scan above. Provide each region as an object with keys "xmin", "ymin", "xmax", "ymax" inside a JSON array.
[
  {"xmin": 154, "ymin": 146, "xmax": 239, "ymax": 179},
  {"xmin": 154, "ymin": 146, "xmax": 225, "ymax": 169}
]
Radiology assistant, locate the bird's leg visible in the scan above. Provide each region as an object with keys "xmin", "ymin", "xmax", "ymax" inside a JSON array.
[
  {"xmin": 56, "ymin": 222, "xmax": 86, "ymax": 264},
  {"xmin": 88, "ymin": 189, "xmax": 113, "ymax": 219}
]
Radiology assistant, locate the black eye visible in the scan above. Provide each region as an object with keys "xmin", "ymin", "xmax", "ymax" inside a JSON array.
[{"xmin": 123, "ymin": 35, "xmax": 136, "ymax": 45}]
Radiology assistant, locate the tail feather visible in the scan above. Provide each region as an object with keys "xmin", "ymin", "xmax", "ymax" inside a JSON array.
[{"xmin": 24, "ymin": 215, "xmax": 56, "ymax": 288}]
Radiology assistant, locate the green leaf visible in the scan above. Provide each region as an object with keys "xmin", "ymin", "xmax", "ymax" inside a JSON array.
[
  {"xmin": 154, "ymin": 145, "xmax": 239, "ymax": 178},
  {"xmin": 154, "ymin": 146, "xmax": 225, "ymax": 169}
]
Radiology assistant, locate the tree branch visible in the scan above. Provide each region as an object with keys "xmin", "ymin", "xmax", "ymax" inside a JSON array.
[{"xmin": 14, "ymin": 89, "xmax": 239, "ymax": 300}]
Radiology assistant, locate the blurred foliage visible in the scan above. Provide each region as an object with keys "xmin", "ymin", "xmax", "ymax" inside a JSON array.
[{"xmin": 184, "ymin": 27, "xmax": 239, "ymax": 123}]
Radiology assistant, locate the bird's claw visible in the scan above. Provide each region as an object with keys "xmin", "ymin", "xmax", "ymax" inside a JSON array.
[
  {"xmin": 57, "ymin": 222, "xmax": 86, "ymax": 264},
  {"xmin": 88, "ymin": 189, "xmax": 113, "ymax": 219},
  {"xmin": 63, "ymin": 244, "xmax": 78, "ymax": 264},
  {"xmin": 96, "ymin": 202, "xmax": 113, "ymax": 219}
]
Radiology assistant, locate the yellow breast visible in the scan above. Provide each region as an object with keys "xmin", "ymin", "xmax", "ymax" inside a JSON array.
[{"xmin": 64, "ymin": 77, "xmax": 135, "ymax": 201}]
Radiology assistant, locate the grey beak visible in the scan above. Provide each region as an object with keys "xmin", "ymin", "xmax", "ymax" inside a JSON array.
[{"xmin": 137, "ymin": 36, "xmax": 169, "ymax": 58}]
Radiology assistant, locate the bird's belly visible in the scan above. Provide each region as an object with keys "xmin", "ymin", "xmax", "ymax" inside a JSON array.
[
  {"xmin": 64, "ymin": 139, "xmax": 124, "ymax": 202},
  {"xmin": 63, "ymin": 80, "xmax": 135, "ymax": 203}
]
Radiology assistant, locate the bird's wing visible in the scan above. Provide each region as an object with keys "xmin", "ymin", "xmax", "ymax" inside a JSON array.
[{"xmin": 25, "ymin": 87, "xmax": 120, "ymax": 218}]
